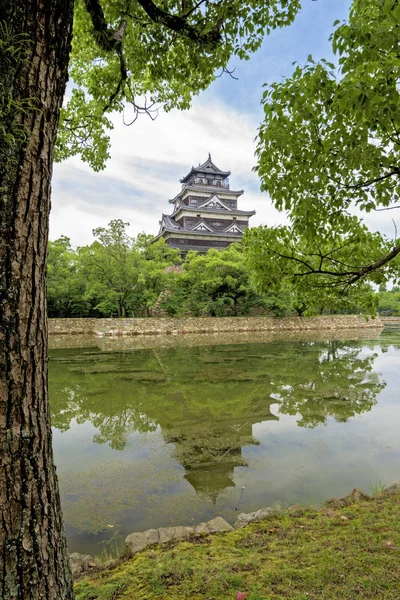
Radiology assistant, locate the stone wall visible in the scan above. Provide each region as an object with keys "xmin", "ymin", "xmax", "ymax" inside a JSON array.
[
  {"xmin": 48, "ymin": 315, "xmax": 383, "ymax": 337},
  {"xmin": 381, "ymin": 316, "xmax": 400, "ymax": 324}
]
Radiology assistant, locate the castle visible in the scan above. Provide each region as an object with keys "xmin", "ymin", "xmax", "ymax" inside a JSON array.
[{"xmin": 156, "ymin": 154, "xmax": 255, "ymax": 253}]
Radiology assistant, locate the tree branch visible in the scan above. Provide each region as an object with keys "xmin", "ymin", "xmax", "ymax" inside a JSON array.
[
  {"xmin": 134, "ymin": 0, "xmax": 222, "ymax": 47},
  {"xmin": 374, "ymin": 204, "xmax": 400, "ymax": 212},
  {"xmin": 348, "ymin": 242, "xmax": 400, "ymax": 284},
  {"xmin": 84, "ymin": 0, "xmax": 127, "ymax": 52},
  {"xmin": 277, "ymin": 242, "xmax": 400, "ymax": 286},
  {"xmin": 83, "ymin": 0, "xmax": 128, "ymax": 111},
  {"xmin": 263, "ymin": 231, "xmax": 400, "ymax": 291},
  {"xmin": 348, "ymin": 168, "xmax": 400, "ymax": 190},
  {"xmin": 216, "ymin": 66, "xmax": 238, "ymax": 80}
]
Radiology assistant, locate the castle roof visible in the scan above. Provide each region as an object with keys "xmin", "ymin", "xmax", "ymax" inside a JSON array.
[
  {"xmin": 157, "ymin": 214, "xmax": 245, "ymax": 237},
  {"xmin": 180, "ymin": 153, "xmax": 231, "ymax": 183},
  {"xmin": 170, "ymin": 198, "xmax": 255, "ymax": 218},
  {"xmin": 169, "ymin": 185, "xmax": 244, "ymax": 204}
]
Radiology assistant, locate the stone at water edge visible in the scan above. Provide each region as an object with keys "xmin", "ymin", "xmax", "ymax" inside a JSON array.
[
  {"xmin": 346, "ymin": 488, "xmax": 372, "ymax": 502},
  {"xmin": 235, "ymin": 507, "xmax": 276, "ymax": 529},
  {"xmin": 125, "ymin": 517, "xmax": 233, "ymax": 557},
  {"xmin": 326, "ymin": 488, "xmax": 372, "ymax": 508},
  {"xmin": 288, "ymin": 504, "xmax": 307, "ymax": 516},
  {"xmin": 125, "ymin": 529, "xmax": 159, "ymax": 557},
  {"xmin": 69, "ymin": 553, "xmax": 100, "ymax": 578},
  {"xmin": 383, "ymin": 481, "xmax": 400, "ymax": 495},
  {"xmin": 194, "ymin": 517, "xmax": 234, "ymax": 534},
  {"xmin": 158, "ymin": 525, "xmax": 194, "ymax": 544}
]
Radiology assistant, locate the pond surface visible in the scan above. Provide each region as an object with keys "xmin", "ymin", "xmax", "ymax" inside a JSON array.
[{"xmin": 49, "ymin": 327, "xmax": 400, "ymax": 557}]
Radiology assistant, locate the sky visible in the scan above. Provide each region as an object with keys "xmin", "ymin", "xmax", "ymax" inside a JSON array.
[{"xmin": 51, "ymin": 0, "xmax": 392, "ymax": 248}]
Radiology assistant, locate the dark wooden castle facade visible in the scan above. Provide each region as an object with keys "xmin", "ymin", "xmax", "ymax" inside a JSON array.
[{"xmin": 156, "ymin": 155, "xmax": 255, "ymax": 253}]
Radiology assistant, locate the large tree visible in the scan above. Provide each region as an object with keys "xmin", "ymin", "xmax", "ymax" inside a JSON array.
[
  {"xmin": 0, "ymin": 1, "xmax": 300, "ymax": 597},
  {"xmin": 245, "ymin": 0, "xmax": 400, "ymax": 313}
]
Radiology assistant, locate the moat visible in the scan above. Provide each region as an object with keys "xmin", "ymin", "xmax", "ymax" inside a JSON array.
[{"xmin": 49, "ymin": 326, "xmax": 400, "ymax": 556}]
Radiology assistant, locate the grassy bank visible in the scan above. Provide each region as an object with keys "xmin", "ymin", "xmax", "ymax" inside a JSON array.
[{"xmin": 75, "ymin": 491, "xmax": 399, "ymax": 600}]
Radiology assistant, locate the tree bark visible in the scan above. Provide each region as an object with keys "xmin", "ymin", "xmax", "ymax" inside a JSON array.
[{"xmin": 0, "ymin": 1, "xmax": 75, "ymax": 598}]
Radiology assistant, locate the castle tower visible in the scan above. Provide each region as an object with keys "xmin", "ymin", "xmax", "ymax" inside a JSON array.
[{"xmin": 156, "ymin": 154, "xmax": 255, "ymax": 253}]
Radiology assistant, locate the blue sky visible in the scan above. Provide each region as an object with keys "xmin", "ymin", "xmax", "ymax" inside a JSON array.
[
  {"xmin": 52, "ymin": 0, "xmax": 382, "ymax": 247},
  {"xmin": 207, "ymin": 0, "xmax": 351, "ymax": 110}
]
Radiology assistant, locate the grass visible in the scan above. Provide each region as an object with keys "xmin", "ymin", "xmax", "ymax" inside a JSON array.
[
  {"xmin": 75, "ymin": 490, "xmax": 399, "ymax": 600},
  {"xmin": 368, "ymin": 480, "xmax": 386, "ymax": 497}
]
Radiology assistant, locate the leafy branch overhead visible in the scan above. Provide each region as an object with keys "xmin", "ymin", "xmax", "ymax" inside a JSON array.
[
  {"xmin": 245, "ymin": 0, "xmax": 400, "ymax": 310},
  {"xmin": 56, "ymin": 0, "xmax": 301, "ymax": 169}
]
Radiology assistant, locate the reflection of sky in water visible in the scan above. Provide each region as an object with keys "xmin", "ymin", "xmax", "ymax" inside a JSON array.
[{"xmin": 49, "ymin": 329, "xmax": 400, "ymax": 556}]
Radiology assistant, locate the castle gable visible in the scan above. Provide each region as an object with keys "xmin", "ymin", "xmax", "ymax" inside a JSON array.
[{"xmin": 198, "ymin": 195, "xmax": 230, "ymax": 211}]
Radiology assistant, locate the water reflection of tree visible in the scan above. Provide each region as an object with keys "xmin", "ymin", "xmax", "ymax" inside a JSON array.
[
  {"xmin": 270, "ymin": 340, "xmax": 385, "ymax": 427},
  {"xmin": 49, "ymin": 339, "xmax": 385, "ymax": 454}
]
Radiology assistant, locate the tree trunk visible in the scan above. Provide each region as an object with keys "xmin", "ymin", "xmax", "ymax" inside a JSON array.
[{"xmin": 0, "ymin": 1, "xmax": 75, "ymax": 598}]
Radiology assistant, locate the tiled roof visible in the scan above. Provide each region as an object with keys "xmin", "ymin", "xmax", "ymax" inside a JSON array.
[
  {"xmin": 180, "ymin": 154, "xmax": 231, "ymax": 183},
  {"xmin": 171, "ymin": 200, "xmax": 255, "ymax": 217},
  {"xmin": 160, "ymin": 225, "xmax": 243, "ymax": 238},
  {"xmin": 156, "ymin": 212, "xmax": 244, "ymax": 241},
  {"xmin": 169, "ymin": 185, "xmax": 244, "ymax": 203},
  {"xmin": 160, "ymin": 215, "xmax": 182, "ymax": 230}
]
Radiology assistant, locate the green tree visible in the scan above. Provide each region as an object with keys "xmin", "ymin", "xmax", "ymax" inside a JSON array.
[
  {"xmin": 161, "ymin": 245, "xmax": 273, "ymax": 317},
  {"xmin": 77, "ymin": 224, "xmax": 181, "ymax": 317},
  {"xmin": 47, "ymin": 229, "xmax": 181, "ymax": 318},
  {"xmin": 377, "ymin": 287, "xmax": 400, "ymax": 315},
  {"xmin": 78, "ymin": 219, "xmax": 142, "ymax": 317},
  {"xmin": 245, "ymin": 0, "xmax": 400, "ymax": 312},
  {"xmin": 244, "ymin": 226, "xmax": 379, "ymax": 315},
  {"xmin": 47, "ymin": 236, "xmax": 91, "ymax": 317}
]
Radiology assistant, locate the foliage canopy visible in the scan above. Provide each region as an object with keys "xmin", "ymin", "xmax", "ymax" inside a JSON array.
[{"xmin": 245, "ymin": 0, "xmax": 400, "ymax": 312}]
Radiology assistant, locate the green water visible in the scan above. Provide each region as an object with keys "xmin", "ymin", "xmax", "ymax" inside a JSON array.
[{"xmin": 49, "ymin": 327, "xmax": 400, "ymax": 557}]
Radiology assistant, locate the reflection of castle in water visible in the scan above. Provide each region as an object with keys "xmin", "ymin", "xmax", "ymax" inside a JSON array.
[
  {"xmin": 160, "ymin": 402, "xmax": 279, "ymax": 502},
  {"xmin": 50, "ymin": 339, "xmax": 385, "ymax": 505}
]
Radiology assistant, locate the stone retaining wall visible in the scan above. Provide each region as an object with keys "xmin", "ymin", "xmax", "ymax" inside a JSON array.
[
  {"xmin": 381, "ymin": 316, "xmax": 400, "ymax": 323},
  {"xmin": 49, "ymin": 315, "xmax": 383, "ymax": 337}
]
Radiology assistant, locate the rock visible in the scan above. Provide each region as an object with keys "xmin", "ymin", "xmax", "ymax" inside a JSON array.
[
  {"xmin": 125, "ymin": 518, "xmax": 233, "ymax": 557},
  {"xmin": 100, "ymin": 558, "xmax": 119, "ymax": 570},
  {"xmin": 326, "ymin": 488, "xmax": 372, "ymax": 508},
  {"xmin": 288, "ymin": 504, "xmax": 306, "ymax": 516},
  {"xmin": 69, "ymin": 553, "xmax": 99, "ymax": 579},
  {"xmin": 383, "ymin": 481, "xmax": 400, "ymax": 495},
  {"xmin": 195, "ymin": 517, "xmax": 233, "ymax": 534},
  {"xmin": 158, "ymin": 526, "xmax": 194, "ymax": 545},
  {"xmin": 234, "ymin": 507, "xmax": 275, "ymax": 529},
  {"xmin": 125, "ymin": 529, "xmax": 159, "ymax": 557},
  {"xmin": 343, "ymin": 488, "xmax": 372, "ymax": 503}
]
